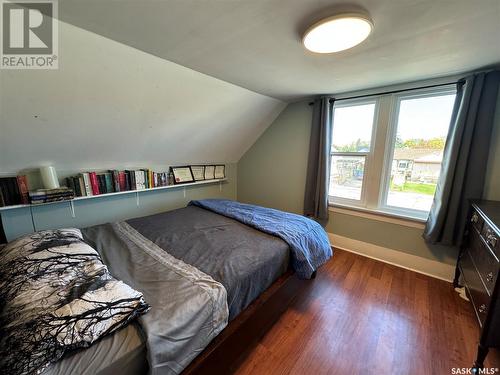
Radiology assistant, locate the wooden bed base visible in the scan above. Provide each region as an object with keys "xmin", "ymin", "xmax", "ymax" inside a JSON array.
[{"xmin": 182, "ymin": 270, "xmax": 314, "ymax": 374}]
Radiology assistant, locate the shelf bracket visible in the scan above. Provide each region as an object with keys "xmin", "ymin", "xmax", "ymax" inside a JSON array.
[
  {"xmin": 69, "ymin": 200, "xmax": 76, "ymax": 218},
  {"xmin": 29, "ymin": 204, "xmax": 37, "ymax": 232},
  {"xmin": 136, "ymin": 192, "xmax": 140, "ymax": 207}
]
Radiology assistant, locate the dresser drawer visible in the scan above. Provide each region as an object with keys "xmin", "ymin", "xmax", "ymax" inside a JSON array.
[
  {"xmin": 460, "ymin": 250, "xmax": 491, "ymax": 327},
  {"xmin": 482, "ymin": 223, "xmax": 500, "ymax": 258},
  {"xmin": 468, "ymin": 228, "xmax": 499, "ymax": 295}
]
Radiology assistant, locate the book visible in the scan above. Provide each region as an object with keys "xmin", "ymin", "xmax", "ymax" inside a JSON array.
[
  {"xmin": 118, "ymin": 171, "xmax": 126, "ymax": 191},
  {"xmin": 29, "ymin": 188, "xmax": 74, "ymax": 204},
  {"xmin": 11, "ymin": 177, "xmax": 21, "ymax": 205},
  {"xmin": 135, "ymin": 170, "xmax": 145, "ymax": 190},
  {"xmin": 0, "ymin": 177, "xmax": 22, "ymax": 206},
  {"xmin": 81, "ymin": 173, "xmax": 93, "ymax": 196},
  {"xmin": 104, "ymin": 172, "xmax": 113, "ymax": 193},
  {"xmin": 29, "ymin": 188, "xmax": 73, "ymax": 197},
  {"xmin": 89, "ymin": 172, "xmax": 100, "ymax": 195},
  {"xmin": 65, "ymin": 177, "xmax": 75, "ymax": 190},
  {"xmin": 30, "ymin": 192, "xmax": 73, "ymax": 201},
  {"xmin": 124, "ymin": 171, "xmax": 131, "ymax": 191},
  {"xmin": 0, "ymin": 179, "xmax": 10, "ymax": 206},
  {"xmin": 16, "ymin": 175, "xmax": 29, "ymax": 204},
  {"xmin": 111, "ymin": 170, "xmax": 120, "ymax": 192},
  {"xmin": 97, "ymin": 174, "xmax": 106, "ymax": 194},
  {"xmin": 78, "ymin": 176, "xmax": 87, "ymax": 197},
  {"xmin": 127, "ymin": 170, "xmax": 136, "ymax": 190},
  {"xmin": 141, "ymin": 169, "xmax": 148, "ymax": 190},
  {"xmin": 73, "ymin": 176, "xmax": 82, "ymax": 196},
  {"xmin": 31, "ymin": 195, "xmax": 74, "ymax": 204},
  {"xmin": 66, "ymin": 177, "xmax": 75, "ymax": 195}
]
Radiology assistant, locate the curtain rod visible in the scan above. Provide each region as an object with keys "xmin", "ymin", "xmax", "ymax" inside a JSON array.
[{"xmin": 308, "ymin": 80, "xmax": 463, "ymax": 105}]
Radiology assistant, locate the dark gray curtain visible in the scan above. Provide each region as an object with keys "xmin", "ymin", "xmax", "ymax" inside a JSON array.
[
  {"xmin": 424, "ymin": 71, "xmax": 500, "ymax": 245},
  {"xmin": 304, "ymin": 96, "xmax": 334, "ymax": 223}
]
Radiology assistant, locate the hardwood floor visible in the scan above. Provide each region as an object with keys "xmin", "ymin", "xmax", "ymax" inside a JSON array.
[{"xmin": 234, "ymin": 249, "xmax": 500, "ymax": 375}]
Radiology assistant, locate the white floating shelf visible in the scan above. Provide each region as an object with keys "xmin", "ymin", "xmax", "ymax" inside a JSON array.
[{"xmin": 0, "ymin": 178, "xmax": 227, "ymax": 211}]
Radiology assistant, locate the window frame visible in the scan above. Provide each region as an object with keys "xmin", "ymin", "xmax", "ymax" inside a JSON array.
[
  {"xmin": 329, "ymin": 97, "xmax": 380, "ymax": 207},
  {"xmin": 328, "ymin": 85, "xmax": 457, "ymax": 221}
]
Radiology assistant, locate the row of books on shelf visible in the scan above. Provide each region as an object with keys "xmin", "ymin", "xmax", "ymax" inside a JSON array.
[
  {"xmin": 65, "ymin": 170, "xmax": 174, "ymax": 198},
  {"xmin": 0, "ymin": 176, "xmax": 76, "ymax": 206},
  {"xmin": 0, "ymin": 170, "xmax": 171, "ymax": 207},
  {"xmin": 0, "ymin": 166, "xmax": 226, "ymax": 208}
]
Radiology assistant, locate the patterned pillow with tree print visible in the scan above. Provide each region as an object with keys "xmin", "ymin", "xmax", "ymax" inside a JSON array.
[{"xmin": 0, "ymin": 228, "xmax": 150, "ymax": 375}]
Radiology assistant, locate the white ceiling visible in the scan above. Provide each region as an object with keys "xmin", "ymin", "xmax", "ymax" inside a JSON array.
[{"xmin": 59, "ymin": 0, "xmax": 500, "ymax": 101}]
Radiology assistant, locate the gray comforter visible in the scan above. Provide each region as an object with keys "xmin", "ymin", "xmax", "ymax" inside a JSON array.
[
  {"xmin": 127, "ymin": 205, "xmax": 290, "ymax": 319},
  {"xmin": 83, "ymin": 222, "xmax": 228, "ymax": 374}
]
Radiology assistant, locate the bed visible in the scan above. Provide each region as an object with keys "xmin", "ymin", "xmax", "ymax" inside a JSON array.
[{"xmin": 1, "ymin": 199, "xmax": 332, "ymax": 375}]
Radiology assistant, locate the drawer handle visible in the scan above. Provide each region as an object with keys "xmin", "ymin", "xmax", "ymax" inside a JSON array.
[
  {"xmin": 487, "ymin": 234, "xmax": 498, "ymax": 248},
  {"xmin": 478, "ymin": 304, "xmax": 487, "ymax": 314},
  {"xmin": 486, "ymin": 272, "xmax": 494, "ymax": 283},
  {"xmin": 471, "ymin": 213, "xmax": 479, "ymax": 223}
]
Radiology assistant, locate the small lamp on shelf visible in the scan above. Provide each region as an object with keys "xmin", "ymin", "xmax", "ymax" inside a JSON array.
[{"xmin": 39, "ymin": 166, "xmax": 60, "ymax": 189}]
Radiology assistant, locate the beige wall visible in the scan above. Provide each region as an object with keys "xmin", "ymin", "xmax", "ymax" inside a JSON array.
[
  {"xmin": 238, "ymin": 97, "xmax": 500, "ymax": 266},
  {"xmin": 238, "ymin": 102, "xmax": 311, "ymax": 214},
  {"xmin": 484, "ymin": 88, "xmax": 500, "ymax": 200}
]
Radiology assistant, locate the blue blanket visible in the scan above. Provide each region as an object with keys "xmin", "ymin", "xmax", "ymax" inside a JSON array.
[{"xmin": 189, "ymin": 199, "xmax": 332, "ymax": 279}]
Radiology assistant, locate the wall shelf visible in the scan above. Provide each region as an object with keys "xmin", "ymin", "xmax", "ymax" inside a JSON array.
[{"xmin": 0, "ymin": 178, "xmax": 227, "ymax": 212}]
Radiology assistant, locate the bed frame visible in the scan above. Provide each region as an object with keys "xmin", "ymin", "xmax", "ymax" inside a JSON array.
[{"xmin": 182, "ymin": 270, "xmax": 315, "ymax": 374}]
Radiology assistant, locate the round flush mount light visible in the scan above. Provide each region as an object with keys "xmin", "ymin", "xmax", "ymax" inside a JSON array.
[{"xmin": 302, "ymin": 13, "xmax": 373, "ymax": 53}]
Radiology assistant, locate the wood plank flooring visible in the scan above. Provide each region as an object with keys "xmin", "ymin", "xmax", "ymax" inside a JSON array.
[{"xmin": 234, "ymin": 249, "xmax": 500, "ymax": 375}]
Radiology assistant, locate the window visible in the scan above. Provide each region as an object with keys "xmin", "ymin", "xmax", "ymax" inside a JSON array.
[
  {"xmin": 382, "ymin": 92, "xmax": 456, "ymax": 215},
  {"xmin": 328, "ymin": 86, "xmax": 456, "ymax": 220},
  {"xmin": 329, "ymin": 101, "xmax": 377, "ymax": 203}
]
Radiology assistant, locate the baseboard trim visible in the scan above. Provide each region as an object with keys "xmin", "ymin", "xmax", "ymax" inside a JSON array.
[{"xmin": 328, "ymin": 233, "xmax": 455, "ymax": 283}]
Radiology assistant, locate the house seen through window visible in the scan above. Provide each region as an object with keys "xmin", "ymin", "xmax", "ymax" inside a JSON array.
[{"xmin": 386, "ymin": 93, "xmax": 456, "ymax": 212}]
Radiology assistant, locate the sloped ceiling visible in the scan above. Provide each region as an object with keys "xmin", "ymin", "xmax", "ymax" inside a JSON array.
[
  {"xmin": 0, "ymin": 21, "xmax": 285, "ymax": 174},
  {"xmin": 58, "ymin": 0, "xmax": 500, "ymax": 101}
]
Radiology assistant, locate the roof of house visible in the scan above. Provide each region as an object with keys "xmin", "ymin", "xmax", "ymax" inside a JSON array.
[
  {"xmin": 414, "ymin": 152, "xmax": 444, "ymax": 163},
  {"xmin": 393, "ymin": 148, "xmax": 443, "ymax": 163}
]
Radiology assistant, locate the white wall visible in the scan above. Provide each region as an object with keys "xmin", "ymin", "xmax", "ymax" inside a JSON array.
[{"xmin": 0, "ymin": 20, "xmax": 286, "ymax": 174}]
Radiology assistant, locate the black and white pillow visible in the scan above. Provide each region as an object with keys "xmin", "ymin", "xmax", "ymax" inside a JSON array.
[{"xmin": 0, "ymin": 228, "xmax": 150, "ymax": 375}]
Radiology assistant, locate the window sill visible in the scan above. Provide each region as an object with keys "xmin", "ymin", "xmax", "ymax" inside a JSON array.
[{"xmin": 329, "ymin": 203, "xmax": 427, "ymax": 229}]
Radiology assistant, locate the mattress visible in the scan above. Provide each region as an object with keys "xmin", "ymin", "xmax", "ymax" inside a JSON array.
[
  {"xmin": 42, "ymin": 322, "xmax": 147, "ymax": 375},
  {"xmin": 42, "ymin": 205, "xmax": 290, "ymax": 374}
]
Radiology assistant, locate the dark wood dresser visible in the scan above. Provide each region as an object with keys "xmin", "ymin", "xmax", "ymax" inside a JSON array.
[{"xmin": 454, "ymin": 200, "xmax": 500, "ymax": 369}]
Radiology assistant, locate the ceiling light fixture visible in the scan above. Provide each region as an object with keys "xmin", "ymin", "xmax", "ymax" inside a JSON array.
[{"xmin": 303, "ymin": 13, "xmax": 373, "ymax": 53}]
